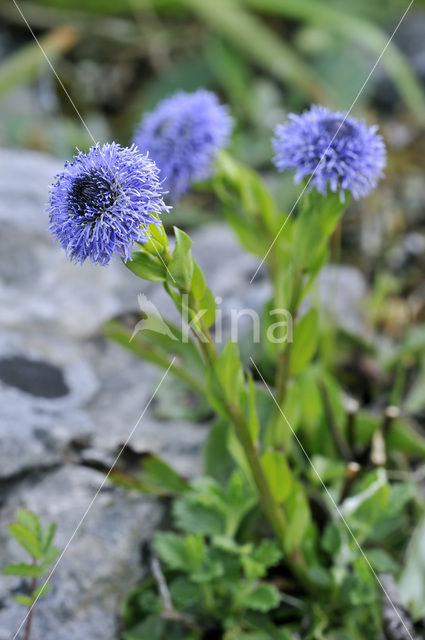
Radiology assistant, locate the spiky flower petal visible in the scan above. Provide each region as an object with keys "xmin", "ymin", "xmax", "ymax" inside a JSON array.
[
  {"xmin": 134, "ymin": 89, "xmax": 233, "ymax": 202},
  {"xmin": 272, "ymin": 105, "xmax": 386, "ymax": 200},
  {"xmin": 48, "ymin": 143, "xmax": 169, "ymax": 265}
]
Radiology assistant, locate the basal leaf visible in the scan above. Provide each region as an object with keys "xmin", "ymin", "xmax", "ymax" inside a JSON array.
[
  {"xmin": 9, "ymin": 523, "xmax": 43, "ymax": 560},
  {"xmin": 243, "ymin": 583, "xmax": 280, "ymax": 612}
]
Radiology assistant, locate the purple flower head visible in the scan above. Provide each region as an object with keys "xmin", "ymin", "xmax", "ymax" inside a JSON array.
[
  {"xmin": 133, "ymin": 89, "xmax": 233, "ymax": 202},
  {"xmin": 272, "ymin": 105, "xmax": 386, "ymax": 200},
  {"xmin": 48, "ymin": 143, "xmax": 169, "ymax": 265}
]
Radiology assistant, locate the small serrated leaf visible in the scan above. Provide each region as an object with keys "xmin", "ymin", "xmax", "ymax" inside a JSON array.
[
  {"xmin": 154, "ymin": 532, "xmax": 187, "ymax": 572},
  {"xmin": 3, "ymin": 563, "xmax": 42, "ymax": 578},
  {"xmin": 40, "ymin": 545, "xmax": 59, "ymax": 571},
  {"xmin": 16, "ymin": 510, "xmax": 41, "ymax": 540},
  {"xmin": 252, "ymin": 540, "xmax": 283, "ymax": 569},
  {"xmin": 41, "ymin": 523, "xmax": 57, "ymax": 554},
  {"xmin": 9, "ymin": 523, "xmax": 43, "ymax": 560},
  {"xmin": 33, "ymin": 583, "xmax": 51, "ymax": 600},
  {"xmin": 14, "ymin": 595, "xmax": 33, "ymax": 607},
  {"xmin": 243, "ymin": 583, "xmax": 280, "ymax": 612}
]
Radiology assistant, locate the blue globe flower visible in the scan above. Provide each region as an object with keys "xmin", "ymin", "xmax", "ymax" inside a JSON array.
[
  {"xmin": 133, "ymin": 89, "xmax": 233, "ymax": 202},
  {"xmin": 48, "ymin": 143, "xmax": 169, "ymax": 265},
  {"xmin": 272, "ymin": 105, "xmax": 386, "ymax": 200}
]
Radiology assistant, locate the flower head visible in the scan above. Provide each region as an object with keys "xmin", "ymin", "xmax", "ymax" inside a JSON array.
[
  {"xmin": 48, "ymin": 142, "xmax": 168, "ymax": 265},
  {"xmin": 133, "ymin": 89, "xmax": 233, "ymax": 202},
  {"xmin": 272, "ymin": 105, "xmax": 386, "ymax": 199}
]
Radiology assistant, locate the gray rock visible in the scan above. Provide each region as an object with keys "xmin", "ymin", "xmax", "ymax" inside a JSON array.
[
  {"xmin": 316, "ymin": 264, "xmax": 368, "ymax": 335},
  {"xmin": 0, "ymin": 466, "xmax": 163, "ymax": 640}
]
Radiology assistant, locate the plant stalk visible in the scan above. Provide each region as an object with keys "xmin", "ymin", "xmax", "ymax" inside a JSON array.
[
  {"xmin": 23, "ymin": 573, "xmax": 37, "ymax": 640},
  {"xmin": 187, "ymin": 295, "xmax": 310, "ymax": 586}
]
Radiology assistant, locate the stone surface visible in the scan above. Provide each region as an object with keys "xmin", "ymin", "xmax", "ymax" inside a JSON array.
[{"xmin": 0, "ymin": 466, "xmax": 163, "ymax": 640}]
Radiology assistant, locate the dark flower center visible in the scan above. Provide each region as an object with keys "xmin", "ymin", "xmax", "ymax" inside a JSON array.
[
  {"xmin": 68, "ymin": 172, "xmax": 115, "ymax": 216},
  {"xmin": 320, "ymin": 117, "xmax": 355, "ymax": 138}
]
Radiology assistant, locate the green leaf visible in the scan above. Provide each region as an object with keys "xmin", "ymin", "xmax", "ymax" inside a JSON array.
[
  {"xmin": 14, "ymin": 595, "xmax": 33, "ymax": 607},
  {"xmin": 3, "ymin": 563, "xmax": 42, "ymax": 578},
  {"xmin": 206, "ymin": 341, "xmax": 245, "ymax": 415},
  {"xmin": 191, "ymin": 262, "xmax": 207, "ymax": 300},
  {"xmin": 41, "ymin": 523, "xmax": 57, "ymax": 555},
  {"xmin": 290, "ymin": 309, "xmax": 319, "ymax": 375},
  {"xmin": 40, "ymin": 545, "xmax": 59, "ymax": 571},
  {"xmin": 203, "ymin": 418, "xmax": 234, "ymax": 484},
  {"xmin": 33, "ymin": 583, "xmax": 51, "ymax": 600},
  {"xmin": 142, "ymin": 222, "xmax": 169, "ymax": 255},
  {"xmin": 224, "ymin": 471, "xmax": 256, "ymax": 535},
  {"xmin": 261, "ymin": 451, "xmax": 292, "ymax": 503},
  {"xmin": 126, "ymin": 250, "xmax": 167, "ymax": 282},
  {"xmin": 197, "ymin": 285, "xmax": 216, "ymax": 328},
  {"xmin": 399, "ymin": 517, "xmax": 425, "ymax": 620},
  {"xmin": 140, "ymin": 455, "xmax": 187, "ymax": 496},
  {"xmin": 16, "ymin": 510, "xmax": 41, "ymax": 540},
  {"xmin": 241, "ymin": 539, "xmax": 283, "ymax": 581},
  {"xmin": 341, "ymin": 469, "xmax": 390, "ymax": 540},
  {"xmin": 284, "ymin": 483, "xmax": 312, "ymax": 554},
  {"xmin": 252, "ymin": 540, "xmax": 283, "ymax": 569},
  {"xmin": 387, "ymin": 417, "xmax": 425, "ymax": 459},
  {"xmin": 168, "ymin": 227, "xmax": 194, "ymax": 290},
  {"xmin": 243, "ymin": 583, "xmax": 280, "ymax": 612},
  {"xmin": 173, "ymin": 478, "xmax": 226, "ymax": 536},
  {"xmin": 169, "ymin": 576, "xmax": 202, "ymax": 610},
  {"xmin": 182, "ymin": 534, "xmax": 206, "ymax": 572},
  {"xmin": 365, "ymin": 549, "xmax": 399, "ymax": 574},
  {"xmin": 214, "ymin": 153, "xmax": 278, "ymax": 257},
  {"xmin": 154, "ymin": 532, "xmax": 188, "ymax": 572},
  {"xmin": 9, "ymin": 523, "xmax": 43, "ymax": 560}
]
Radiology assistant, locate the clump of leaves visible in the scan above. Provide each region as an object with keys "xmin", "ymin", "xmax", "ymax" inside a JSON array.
[
  {"xmin": 122, "ymin": 471, "xmax": 293, "ymax": 640},
  {"xmin": 122, "ymin": 460, "xmax": 422, "ymax": 639},
  {"xmin": 3, "ymin": 509, "xmax": 58, "ymax": 640}
]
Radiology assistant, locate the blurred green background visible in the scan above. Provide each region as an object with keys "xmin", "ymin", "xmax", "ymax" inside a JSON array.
[{"xmin": 1, "ymin": 0, "xmax": 425, "ymax": 163}]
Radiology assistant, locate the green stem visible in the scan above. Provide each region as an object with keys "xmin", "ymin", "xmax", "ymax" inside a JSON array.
[
  {"xmin": 273, "ymin": 268, "xmax": 303, "ymax": 442},
  {"xmin": 24, "ymin": 562, "xmax": 37, "ymax": 640},
  {"xmin": 186, "ymin": 292, "xmax": 288, "ymax": 540},
  {"xmin": 183, "ymin": 290, "xmax": 310, "ymax": 586}
]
